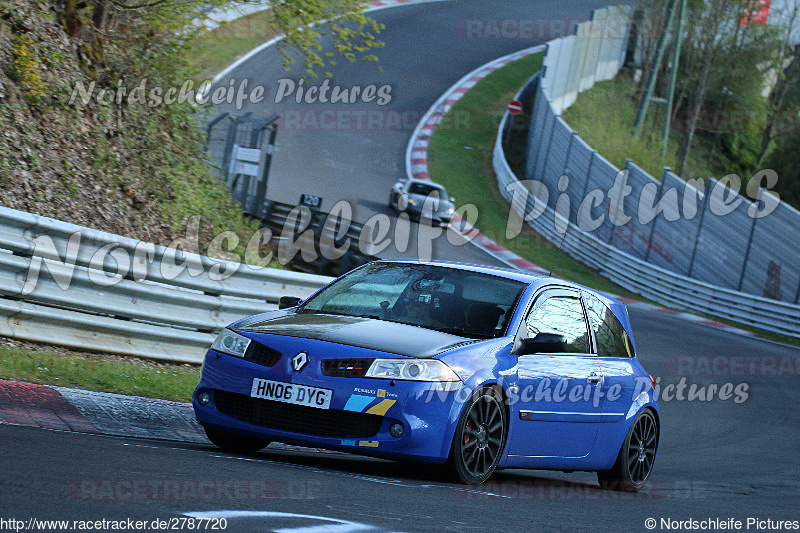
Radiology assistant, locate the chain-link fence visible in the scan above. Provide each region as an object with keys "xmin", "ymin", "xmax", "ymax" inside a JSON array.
[{"xmin": 523, "ymin": 5, "xmax": 800, "ymax": 304}]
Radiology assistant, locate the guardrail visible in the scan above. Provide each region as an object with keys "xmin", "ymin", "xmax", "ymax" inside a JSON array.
[
  {"xmin": 493, "ymin": 83, "xmax": 800, "ymax": 338},
  {"xmin": 0, "ymin": 206, "xmax": 333, "ymax": 363},
  {"xmin": 260, "ymin": 201, "xmax": 381, "ymax": 275},
  {"xmin": 499, "ymin": 4, "xmax": 800, "ymax": 335}
]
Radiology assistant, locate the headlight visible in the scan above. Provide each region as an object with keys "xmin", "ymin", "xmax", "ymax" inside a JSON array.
[
  {"xmin": 366, "ymin": 359, "xmax": 461, "ymax": 384},
  {"xmin": 211, "ymin": 329, "xmax": 251, "ymax": 358}
]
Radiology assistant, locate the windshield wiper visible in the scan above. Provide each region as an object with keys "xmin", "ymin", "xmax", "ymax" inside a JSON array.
[
  {"xmin": 297, "ymin": 309, "xmax": 382, "ymax": 320},
  {"xmin": 436, "ymin": 327, "xmax": 493, "ymax": 339}
]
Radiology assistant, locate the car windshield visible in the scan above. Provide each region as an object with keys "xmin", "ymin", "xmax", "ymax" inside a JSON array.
[
  {"xmin": 298, "ymin": 263, "xmax": 527, "ymax": 339},
  {"xmin": 408, "ymin": 182, "xmax": 446, "ymax": 197}
]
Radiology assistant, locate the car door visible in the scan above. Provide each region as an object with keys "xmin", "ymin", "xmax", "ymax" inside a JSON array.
[
  {"xmin": 506, "ymin": 288, "xmax": 602, "ymax": 458},
  {"xmin": 582, "ymin": 291, "xmax": 639, "ymax": 425}
]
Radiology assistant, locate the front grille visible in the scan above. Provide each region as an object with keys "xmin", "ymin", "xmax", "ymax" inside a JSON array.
[
  {"xmin": 321, "ymin": 359, "xmax": 374, "ymax": 378},
  {"xmin": 214, "ymin": 390, "xmax": 383, "ymax": 438},
  {"xmin": 244, "ymin": 342, "xmax": 282, "ymax": 367}
]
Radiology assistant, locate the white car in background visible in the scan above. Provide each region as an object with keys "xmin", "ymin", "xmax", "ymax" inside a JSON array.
[{"xmin": 389, "ymin": 178, "xmax": 456, "ymax": 226}]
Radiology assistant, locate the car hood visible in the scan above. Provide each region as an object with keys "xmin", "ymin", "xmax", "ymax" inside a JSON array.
[
  {"xmin": 233, "ymin": 312, "xmax": 474, "ymax": 358},
  {"xmin": 407, "ymin": 194, "xmax": 454, "ymax": 214}
]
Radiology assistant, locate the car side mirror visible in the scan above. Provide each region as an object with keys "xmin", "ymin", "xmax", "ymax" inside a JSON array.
[
  {"xmin": 279, "ymin": 296, "xmax": 303, "ymax": 309},
  {"xmin": 518, "ymin": 333, "xmax": 568, "ymax": 355}
]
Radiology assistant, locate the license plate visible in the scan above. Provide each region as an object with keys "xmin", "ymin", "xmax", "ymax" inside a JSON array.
[{"xmin": 250, "ymin": 378, "xmax": 332, "ymax": 410}]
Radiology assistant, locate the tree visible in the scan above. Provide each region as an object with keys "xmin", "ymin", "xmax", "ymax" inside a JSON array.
[
  {"xmin": 635, "ymin": 0, "xmax": 788, "ymax": 176},
  {"xmin": 674, "ymin": 0, "xmax": 744, "ymax": 175},
  {"xmin": 58, "ymin": 0, "xmax": 384, "ymax": 81},
  {"xmin": 757, "ymin": 0, "xmax": 800, "ymax": 165},
  {"xmin": 271, "ymin": 0, "xmax": 384, "ymax": 77}
]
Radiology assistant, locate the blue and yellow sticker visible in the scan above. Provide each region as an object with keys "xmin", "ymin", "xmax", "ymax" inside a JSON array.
[
  {"xmin": 340, "ymin": 389, "xmax": 397, "ymax": 448},
  {"xmin": 343, "ymin": 390, "xmax": 396, "ymax": 416}
]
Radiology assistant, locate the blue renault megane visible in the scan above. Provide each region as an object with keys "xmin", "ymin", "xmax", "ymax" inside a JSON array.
[{"xmin": 193, "ymin": 260, "xmax": 659, "ymax": 490}]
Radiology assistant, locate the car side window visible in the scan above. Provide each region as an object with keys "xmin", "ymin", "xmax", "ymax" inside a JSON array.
[
  {"xmin": 583, "ymin": 293, "xmax": 634, "ymax": 358},
  {"xmin": 525, "ymin": 294, "xmax": 591, "ymax": 354}
]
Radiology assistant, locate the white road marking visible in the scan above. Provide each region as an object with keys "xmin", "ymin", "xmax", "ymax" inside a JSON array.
[
  {"xmin": 120, "ymin": 443, "xmax": 510, "ymax": 498},
  {"xmin": 182, "ymin": 511, "xmax": 378, "ymax": 533}
]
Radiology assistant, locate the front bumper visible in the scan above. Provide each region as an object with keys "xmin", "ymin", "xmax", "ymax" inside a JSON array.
[{"xmin": 193, "ymin": 349, "xmax": 463, "ymax": 463}]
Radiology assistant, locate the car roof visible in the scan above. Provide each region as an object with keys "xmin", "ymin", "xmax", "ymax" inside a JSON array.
[{"xmin": 371, "ymin": 259, "xmax": 637, "ymax": 349}]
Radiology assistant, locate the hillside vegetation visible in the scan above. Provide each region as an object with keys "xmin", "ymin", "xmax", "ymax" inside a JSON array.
[{"xmin": 0, "ymin": 0, "xmax": 261, "ymax": 251}]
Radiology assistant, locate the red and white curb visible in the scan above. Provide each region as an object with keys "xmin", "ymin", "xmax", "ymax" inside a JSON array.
[
  {"xmin": 0, "ymin": 379, "xmax": 206, "ymax": 442},
  {"xmin": 404, "ymin": 45, "xmax": 548, "ymax": 274},
  {"xmin": 0, "ymin": 379, "xmax": 353, "ymax": 454}
]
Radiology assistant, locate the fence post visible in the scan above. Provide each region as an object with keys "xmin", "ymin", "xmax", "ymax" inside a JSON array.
[
  {"xmin": 255, "ymin": 114, "xmax": 280, "ymax": 219},
  {"xmin": 737, "ymin": 188, "xmax": 761, "ymax": 292},
  {"xmin": 608, "ymin": 158, "xmax": 633, "ymax": 246},
  {"xmin": 644, "ymin": 168, "xmax": 669, "ymax": 263},
  {"xmin": 534, "ymin": 102, "xmax": 554, "ymax": 181},
  {"xmin": 527, "ymin": 84, "xmax": 545, "ymax": 179},
  {"xmin": 688, "ymin": 179, "xmax": 711, "ymax": 278},
  {"xmin": 581, "ymin": 150, "xmax": 597, "ymax": 201},
  {"xmin": 563, "ymin": 132, "xmax": 577, "ymax": 174},
  {"xmin": 221, "ymin": 116, "xmax": 237, "ymax": 186},
  {"xmin": 539, "ymin": 114, "xmax": 559, "ymax": 194},
  {"xmin": 795, "ymin": 274, "xmax": 800, "ymax": 305}
]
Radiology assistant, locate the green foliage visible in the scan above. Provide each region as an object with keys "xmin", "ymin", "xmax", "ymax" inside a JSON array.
[
  {"xmin": 636, "ymin": 0, "xmax": 792, "ymax": 177},
  {"xmin": 0, "ymin": 346, "xmax": 200, "ymax": 402},
  {"xmin": 768, "ymin": 130, "xmax": 800, "ymax": 206},
  {"xmin": 428, "ymin": 53, "xmax": 650, "ymax": 298},
  {"xmin": 563, "ymin": 75, "xmax": 717, "ymax": 180},
  {"xmin": 187, "ymin": 10, "xmax": 281, "ymax": 82},
  {"xmin": 271, "ymin": 0, "xmax": 384, "ymax": 77},
  {"xmin": 10, "ymin": 34, "xmax": 47, "ymax": 103}
]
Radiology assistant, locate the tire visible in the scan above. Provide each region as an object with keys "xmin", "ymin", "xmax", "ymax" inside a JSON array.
[
  {"xmin": 446, "ymin": 387, "xmax": 507, "ymax": 484},
  {"xmin": 597, "ymin": 409, "xmax": 658, "ymax": 492},
  {"xmin": 204, "ymin": 426, "xmax": 270, "ymax": 454}
]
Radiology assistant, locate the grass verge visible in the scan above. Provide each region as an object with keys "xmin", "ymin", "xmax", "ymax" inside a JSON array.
[
  {"xmin": 428, "ymin": 53, "xmax": 646, "ymax": 299},
  {"xmin": 427, "ymin": 53, "xmax": 800, "ymax": 348},
  {"xmin": 0, "ymin": 341, "xmax": 200, "ymax": 402},
  {"xmin": 189, "ymin": 10, "xmax": 280, "ymax": 82},
  {"xmin": 562, "ymin": 73, "xmax": 728, "ymax": 181}
]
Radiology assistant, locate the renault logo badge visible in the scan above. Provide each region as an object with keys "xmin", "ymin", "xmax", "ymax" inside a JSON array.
[{"xmin": 292, "ymin": 352, "xmax": 309, "ymax": 372}]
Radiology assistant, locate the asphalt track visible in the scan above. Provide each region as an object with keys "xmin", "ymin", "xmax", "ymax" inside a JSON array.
[
  {"xmin": 3, "ymin": 1, "xmax": 800, "ymax": 531},
  {"xmin": 209, "ymin": 0, "xmax": 611, "ymax": 265},
  {"xmin": 3, "ymin": 307, "xmax": 800, "ymax": 531}
]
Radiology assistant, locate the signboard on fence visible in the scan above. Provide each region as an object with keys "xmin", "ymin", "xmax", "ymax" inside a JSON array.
[
  {"xmin": 228, "ymin": 144, "xmax": 262, "ymax": 177},
  {"xmin": 741, "ymin": 0, "xmax": 771, "ymax": 25}
]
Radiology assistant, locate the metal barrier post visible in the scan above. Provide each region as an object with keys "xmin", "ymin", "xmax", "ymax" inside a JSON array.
[
  {"xmin": 737, "ymin": 188, "xmax": 760, "ymax": 292},
  {"xmin": 643, "ymin": 169, "xmax": 668, "ymax": 263},
  {"xmin": 687, "ymin": 179, "xmax": 710, "ymax": 278}
]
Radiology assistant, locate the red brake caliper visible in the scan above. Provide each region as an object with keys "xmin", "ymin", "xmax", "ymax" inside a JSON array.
[{"xmin": 464, "ymin": 420, "xmax": 472, "ymax": 445}]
